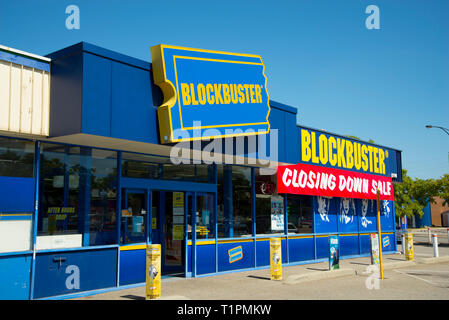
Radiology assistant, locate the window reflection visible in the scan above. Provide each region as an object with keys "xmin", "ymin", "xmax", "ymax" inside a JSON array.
[
  {"xmin": 287, "ymin": 195, "xmax": 312, "ymax": 234},
  {"xmin": 217, "ymin": 165, "xmax": 252, "ymax": 238}
]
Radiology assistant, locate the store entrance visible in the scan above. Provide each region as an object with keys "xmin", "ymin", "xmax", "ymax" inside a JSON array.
[
  {"xmin": 121, "ymin": 189, "xmax": 188, "ymax": 276},
  {"xmin": 154, "ymin": 190, "xmax": 186, "ymax": 276}
]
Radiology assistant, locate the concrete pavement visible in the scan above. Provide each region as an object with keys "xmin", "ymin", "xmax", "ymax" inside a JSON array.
[{"xmin": 73, "ymin": 239, "xmax": 449, "ymax": 300}]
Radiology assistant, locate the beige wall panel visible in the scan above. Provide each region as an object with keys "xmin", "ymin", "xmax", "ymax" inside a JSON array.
[
  {"xmin": 0, "ymin": 61, "xmax": 10, "ymax": 131},
  {"xmin": 31, "ymin": 70, "xmax": 43, "ymax": 135},
  {"xmin": 9, "ymin": 63, "xmax": 21, "ymax": 132},
  {"xmin": 41, "ymin": 71, "xmax": 50, "ymax": 136},
  {"xmin": 20, "ymin": 66, "xmax": 33, "ymax": 134},
  {"xmin": 0, "ymin": 58, "xmax": 50, "ymax": 136}
]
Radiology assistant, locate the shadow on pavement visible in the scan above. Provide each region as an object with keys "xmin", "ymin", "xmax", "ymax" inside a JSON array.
[
  {"xmin": 121, "ymin": 294, "xmax": 145, "ymax": 300},
  {"xmin": 306, "ymin": 267, "xmax": 328, "ymax": 271},
  {"xmin": 349, "ymin": 262, "xmax": 369, "ymax": 266},
  {"xmin": 247, "ymin": 275, "xmax": 271, "ymax": 281}
]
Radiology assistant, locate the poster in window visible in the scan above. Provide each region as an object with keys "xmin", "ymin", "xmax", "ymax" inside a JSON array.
[
  {"xmin": 173, "ymin": 225, "xmax": 184, "ymax": 240},
  {"xmin": 173, "ymin": 192, "xmax": 184, "ymax": 208},
  {"xmin": 271, "ymin": 196, "xmax": 284, "ymax": 231}
]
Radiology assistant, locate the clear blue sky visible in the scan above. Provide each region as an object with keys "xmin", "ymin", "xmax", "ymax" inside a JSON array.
[{"xmin": 1, "ymin": 0, "xmax": 448, "ymax": 179}]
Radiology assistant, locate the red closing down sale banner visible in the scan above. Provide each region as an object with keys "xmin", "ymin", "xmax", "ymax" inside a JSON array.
[{"xmin": 277, "ymin": 163, "xmax": 394, "ymax": 201}]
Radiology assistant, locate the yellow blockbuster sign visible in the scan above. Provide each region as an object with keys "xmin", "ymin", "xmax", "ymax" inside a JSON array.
[
  {"xmin": 150, "ymin": 44, "xmax": 271, "ymax": 143},
  {"xmin": 300, "ymin": 128, "xmax": 389, "ymax": 175}
]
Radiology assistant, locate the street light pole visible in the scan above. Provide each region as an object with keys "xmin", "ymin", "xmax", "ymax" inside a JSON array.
[{"xmin": 425, "ymin": 125, "xmax": 449, "ymax": 136}]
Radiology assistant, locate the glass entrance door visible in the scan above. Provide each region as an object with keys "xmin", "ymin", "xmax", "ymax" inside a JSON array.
[{"xmin": 152, "ymin": 191, "xmax": 186, "ymax": 276}]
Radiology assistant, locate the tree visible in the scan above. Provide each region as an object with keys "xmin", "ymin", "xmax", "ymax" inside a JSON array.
[
  {"xmin": 344, "ymin": 135, "xmax": 375, "ymax": 144},
  {"xmin": 437, "ymin": 174, "xmax": 449, "ymax": 206},
  {"xmin": 394, "ymin": 170, "xmax": 445, "ymax": 219},
  {"xmin": 411, "ymin": 177, "xmax": 440, "ymax": 208},
  {"xmin": 394, "ymin": 169, "xmax": 424, "ymax": 218}
]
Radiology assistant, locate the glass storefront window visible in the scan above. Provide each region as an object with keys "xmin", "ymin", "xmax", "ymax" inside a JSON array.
[
  {"xmin": 287, "ymin": 195, "xmax": 313, "ymax": 234},
  {"xmin": 217, "ymin": 165, "xmax": 252, "ymax": 238},
  {"xmin": 38, "ymin": 144, "xmax": 118, "ymax": 248},
  {"xmin": 38, "ymin": 145, "xmax": 81, "ymax": 239},
  {"xmin": 255, "ymin": 168, "xmax": 284, "ymax": 235},
  {"xmin": 0, "ymin": 137, "xmax": 34, "ymax": 177},
  {"xmin": 254, "ymin": 168, "xmax": 285, "ymax": 235},
  {"xmin": 121, "ymin": 152, "xmax": 213, "ymax": 183},
  {"xmin": 121, "ymin": 190, "xmax": 146, "ymax": 244},
  {"xmin": 196, "ymin": 193, "xmax": 215, "ymax": 239},
  {"xmin": 89, "ymin": 149, "xmax": 117, "ymax": 245}
]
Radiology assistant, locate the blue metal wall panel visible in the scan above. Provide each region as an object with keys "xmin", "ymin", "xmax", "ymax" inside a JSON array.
[
  {"xmin": 340, "ymin": 235, "xmax": 359, "ymax": 257},
  {"xmin": 288, "ymin": 237, "xmax": 315, "ymax": 262},
  {"xmin": 380, "ymin": 200, "xmax": 395, "ymax": 232},
  {"xmin": 283, "ymin": 109, "xmax": 300, "ymax": 164},
  {"xmin": 316, "ymin": 236, "xmax": 329, "ymax": 259},
  {"xmin": 360, "ymin": 234, "xmax": 371, "ymax": 254},
  {"xmin": 218, "ymin": 241, "xmax": 254, "ymax": 272},
  {"xmin": 196, "ymin": 244, "xmax": 215, "ymax": 275},
  {"xmin": 357, "ymin": 199, "xmax": 378, "ymax": 233},
  {"xmin": 34, "ymin": 248, "xmax": 117, "ymax": 299},
  {"xmin": 110, "ymin": 61, "xmax": 158, "ymax": 144},
  {"xmin": 0, "ymin": 255, "xmax": 32, "ymax": 300},
  {"xmin": 187, "ymin": 245, "xmax": 192, "ymax": 273},
  {"xmin": 255, "ymin": 239, "xmax": 287, "ymax": 267},
  {"xmin": 337, "ymin": 198, "xmax": 359, "ymax": 233},
  {"xmin": 415, "ymin": 202, "xmax": 431, "ymax": 228},
  {"xmin": 314, "ymin": 197, "xmax": 338, "ymax": 234},
  {"xmin": 119, "ymin": 249, "xmax": 146, "ymax": 285},
  {"xmin": 267, "ymin": 107, "xmax": 286, "ymax": 164},
  {"xmin": 0, "ymin": 177, "xmax": 34, "ymax": 213},
  {"xmin": 255, "ymin": 240, "xmax": 269, "ymax": 266},
  {"xmin": 48, "ymin": 50, "xmax": 83, "ymax": 137},
  {"xmin": 82, "ymin": 53, "xmax": 112, "ymax": 137}
]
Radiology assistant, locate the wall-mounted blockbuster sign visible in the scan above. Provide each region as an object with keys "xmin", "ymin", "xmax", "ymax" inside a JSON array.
[{"xmin": 150, "ymin": 45, "xmax": 271, "ymax": 144}]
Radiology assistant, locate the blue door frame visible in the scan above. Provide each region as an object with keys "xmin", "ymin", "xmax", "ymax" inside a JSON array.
[{"xmin": 120, "ymin": 177, "xmax": 216, "ymax": 277}]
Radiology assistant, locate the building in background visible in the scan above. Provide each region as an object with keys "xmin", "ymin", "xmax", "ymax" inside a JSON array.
[{"xmin": 414, "ymin": 197, "xmax": 449, "ymax": 228}]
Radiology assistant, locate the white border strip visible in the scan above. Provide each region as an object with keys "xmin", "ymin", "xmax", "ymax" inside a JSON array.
[{"xmin": 0, "ymin": 44, "xmax": 51, "ymax": 62}]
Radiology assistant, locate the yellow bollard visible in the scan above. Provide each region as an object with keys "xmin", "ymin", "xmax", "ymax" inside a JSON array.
[
  {"xmin": 146, "ymin": 244, "xmax": 161, "ymax": 299},
  {"xmin": 404, "ymin": 233, "xmax": 414, "ymax": 261},
  {"xmin": 270, "ymin": 238, "xmax": 282, "ymax": 280},
  {"xmin": 376, "ymin": 190, "xmax": 384, "ymax": 280}
]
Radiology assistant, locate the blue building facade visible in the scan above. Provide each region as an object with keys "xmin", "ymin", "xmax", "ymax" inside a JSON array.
[{"xmin": 0, "ymin": 42, "xmax": 402, "ymax": 299}]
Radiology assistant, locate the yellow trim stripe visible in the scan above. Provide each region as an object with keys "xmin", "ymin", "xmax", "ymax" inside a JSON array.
[
  {"xmin": 120, "ymin": 245, "xmax": 146, "ymax": 251},
  {"xmin": 159, "ymin": 44, "xmax": 262, "ymax": 59},
  {"xmin": 187, "ymin": 240, "xmax": 216, "ymax": 246},
  {"xmin": 218, "ymin": 239, "xmax": 253, "ymax": 244},
  {"xmin": 288, "ymin": 236, "xmax": 314, "ymax": 240},
  {"xmin": 0, "ymin": 213, "xmax": 32, "ymax": 216},
  {"xmin": 256, "ymin": 237, "xmax": 286, "ymax": 242}
]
